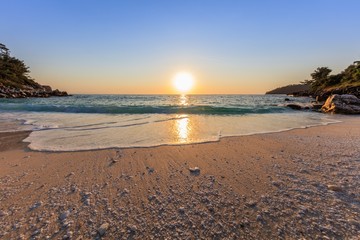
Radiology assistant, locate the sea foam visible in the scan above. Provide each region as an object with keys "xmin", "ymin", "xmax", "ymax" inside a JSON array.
[{"xmin": 0, "ymin": 111, "xmax": 340, "ymax": 151}]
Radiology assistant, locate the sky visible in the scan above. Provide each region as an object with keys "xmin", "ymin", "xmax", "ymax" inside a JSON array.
[{"xmin": 1, "ymin": 0, "xmax": 360, "ymax": 94}]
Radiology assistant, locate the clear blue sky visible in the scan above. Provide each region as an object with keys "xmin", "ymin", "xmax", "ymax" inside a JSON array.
[{"xmin": 1, "ymin": 0, "xmax": 359, "ymax": 93}]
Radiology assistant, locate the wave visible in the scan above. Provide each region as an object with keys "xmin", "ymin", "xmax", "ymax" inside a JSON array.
[{"xmin": 0, "ymin": 104, "xmax": 287, "ymax": 115}]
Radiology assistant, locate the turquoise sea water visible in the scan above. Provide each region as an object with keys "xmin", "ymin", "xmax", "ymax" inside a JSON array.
[
  {"xmin": 0, "ymin": 94, "xmax": 306, "ymax": 114},
  {"xmin": 0, "ymin": 94, "xmax": 340, "ymax": 151}
]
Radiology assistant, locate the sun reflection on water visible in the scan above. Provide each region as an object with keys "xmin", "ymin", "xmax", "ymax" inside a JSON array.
[
  {"xmin": 175, "ymin": 115, "xmax": 190, "ymax": 143},
  {"xmin": 179, "ymin": 94, "xmax": 188, "ymax": 106}
]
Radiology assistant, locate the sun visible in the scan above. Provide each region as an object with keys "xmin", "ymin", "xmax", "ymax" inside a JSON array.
[{"xmin": 172, "ymin": 72, "xmax": 194, "ymax": 93}]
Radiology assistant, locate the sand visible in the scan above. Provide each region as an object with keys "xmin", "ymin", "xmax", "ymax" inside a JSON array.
[{"xmin": 0, "ymin": 116, "xmax": 359, "ymax": 239}]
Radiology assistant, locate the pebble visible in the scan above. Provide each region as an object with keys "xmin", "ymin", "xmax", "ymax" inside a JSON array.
[
  {"xmin": 327, "ymin": 185, "xmax": 342, "ymax": 192},
  {"xmin": 256, "ymin": 214, "xmax": 263, "ymax": 222},
  {"xmin": 67, "ymin": 231, "xmax": 73, "ymax": 238},
  {"xmin": 147, "ymin": 167, "xmax": 155, "ymax": 174},
  {"xmin": 98, "ymin": 222, "xmax": 110, "ymax": 236},
  {"xmin": 178, "ymin": 207, "xmax": 185, "ymax": 214},
  {"xmin": 59, "ymin": 210, "xmax": 70, "ymax": 221},
  {"xmin": 189, "ymin": 167, "xmax": 200, "ymax": 174},
  {"xmin": 246, "ymin": 200, "xmax": 257, "ymax": 207},
  {"xmin": 0, "ymin": 210, "xmax": 8, "ymax": 217},
  {"xmin": 29, "ymin": 201, "xmax": 42, "ymax": 210},
  {"xmin": 127, "ymin": 224, "xmax": 138, "ymax": 233},
  {"xmin": 70, "ymin": 184, "xmax": 78, "ymax": 192}
]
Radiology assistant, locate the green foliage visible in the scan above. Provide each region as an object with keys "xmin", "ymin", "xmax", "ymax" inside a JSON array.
[
  {"xmin": 341, "ymin": 62, "xmax": 360, "ymax": 83},
  {"xmin": 0, "ymin": 43, "xmax": 39, "ymax": 89},
  {"xmin": 302, "ymin": 61, "xmax": 360, "ymax": 93},
  {"xmin": 0, "ymin": 43, "xmax": 9, "ymax": 56}
]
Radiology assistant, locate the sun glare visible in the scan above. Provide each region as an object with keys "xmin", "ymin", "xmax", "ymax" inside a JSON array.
[{"xmin": 173, "ymin": 72, "xmax": 194, "ymax": 93}]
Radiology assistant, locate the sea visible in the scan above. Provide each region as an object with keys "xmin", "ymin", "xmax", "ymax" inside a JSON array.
[{"xmin": 0, "ymin": 94, "xmax": 341, "ymax": 151}]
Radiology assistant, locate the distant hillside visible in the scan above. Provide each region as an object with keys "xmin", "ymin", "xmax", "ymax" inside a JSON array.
[{"xmin": 266, "ymin": 84, "xmax": 310, "ymax": 95}]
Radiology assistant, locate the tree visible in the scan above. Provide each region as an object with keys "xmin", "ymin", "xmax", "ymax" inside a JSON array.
[
  {"xmin": 0, "ymin": 43, "xmax": 38, "ymax": 88},
  {"xmin": 341, "ymin": 62, "xmax": 360, "ymax": 83},
  {"xmin": 310, "ymin": 67, "xmax": 332, "ymax": 82},
  {"xmin": 0, "ymin": 43, "xmax": 10, "ymax": 57},
  {"xmin": 302, "ymin": 67, "xmax": 332, "ymax": 92}
]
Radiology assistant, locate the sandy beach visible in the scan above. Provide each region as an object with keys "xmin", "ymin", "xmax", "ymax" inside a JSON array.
[{"xmin": 0, "ymin": 116, "xmax": 359, "ymax": 239}]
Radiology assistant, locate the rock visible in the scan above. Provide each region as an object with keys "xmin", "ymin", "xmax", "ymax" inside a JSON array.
[
  {"xmin": 59, "ymin": 210, "xmax": 70, "ymax": 221},
  {"xmin": 127, "ymin": 224, "xmax": 138, "ymax": 233},
  {"xmin": 327, "ymin": 185, "xmax": 343, "ymax": 192},
  {"xmin": 32, "ymin": 229, "xmax": 41, "ymax": 236},
  {"xmin": 321, "ymin": 94, "xmax": 360, "ymax": 114},
  {"xmin": 52, "ymin": 89, "xmax": 68, "ymax": 97},
  {"xmin": 312, "ymin": 103, "xmax": 323, "ymax": 110},
  {"xmin": 29, "ymin": 201, "xmax": 42, "ymax": 210},
  {"xmin": 146, "ymin": 166, "xmax": 155, "ymax": 174},
  {"xmin": 256, "ymin": 214, "xmax": 264, "ymax": 222},
  {"xmin": 122, "ymin": 188, "xmax": 130, "ymax": 195},
  {"xmin": 246, "ymin": 200, "xmax": 257, "ymax": 207},
  {"xmin": 286, "ymin": 104, "xmax": 302, "ymax": 110},
  {"xmin": 316, "ymin": 86, "xmax": 360, "ymax": 101},
  {"xmin": 41, "ymin": 85, "xmax": 52, "ymax": 92},
  {"xmin": 82, "ymin": 192, "xmax": 92, "ymax": 205},
  {"xmin": 178, "ymin": 207, "xmax": 185, "ymax": 214},
  {"xmin": 284, "ymin": 98, "xmax": 291, "ymax": 101},
  {"xmin": 0, "ymin": 210, "xmax": 8, "ymax": 217},
  {"xmin": 0, "ymin": 84, "xmax": 68, "ymax": 98},
  {"xmin": 70, "ymin": 184, "xmax": 78, "ymax": 192},
  {"xmin": 83, "ymin": 192, "xmax": 91, "ymax": 197},
  {"xmin": 189, "ymin": 167, "xmax": 200, "ymax": 175},
  {"xmin": 67, "ymin": 231, "xmax": 73, "ymax": 238},
  {"xmin": 98, "ymin": 222, "xmax": 109, "ymax": 236}
]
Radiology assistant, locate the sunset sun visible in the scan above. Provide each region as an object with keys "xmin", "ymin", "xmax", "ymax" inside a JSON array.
[{"xmin": 173, "ymin": 72, "xmax": 194, "ymax": 93}]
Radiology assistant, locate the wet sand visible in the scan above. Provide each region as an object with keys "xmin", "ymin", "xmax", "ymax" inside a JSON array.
[{"xmin": 0, "ymin": 117, "xmax": 359, "ymax": 239}]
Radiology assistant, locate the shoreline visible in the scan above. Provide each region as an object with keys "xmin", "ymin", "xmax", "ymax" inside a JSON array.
[
  {"xmin": 5, "ymin": 111, "xmax": 343, "ymax": 152},
  {"xmin": 0, "ymin": 117, "xmax": 359, "ymax": 239},
  {"xmin": 16, "ymin": 117, "xmax": 342, "ymax": 153}
]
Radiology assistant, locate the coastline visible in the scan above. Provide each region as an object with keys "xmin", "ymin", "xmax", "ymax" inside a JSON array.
[{"xmin": 0, "ymin": 116, "xmax": 359, "ymax": 239}]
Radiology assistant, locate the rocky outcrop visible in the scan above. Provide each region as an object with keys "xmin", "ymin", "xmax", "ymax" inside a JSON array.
[
  {"xmin": 285, "ymin": 103, "xmax": 312, "ymax": 110},
  {"xmin": 0, "ymin": 83, "xmax": 68, "ymax": 98},
  {"xmin": 315, "ymin": 86, "xmax": 360, "ymax": 101},
  {"xmin": 321, "ymin": 94, "xmax": 360, "ymax": 114}
]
